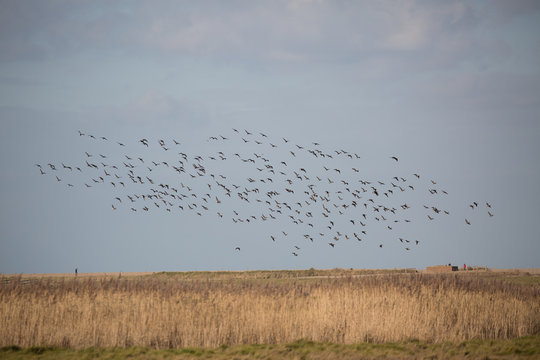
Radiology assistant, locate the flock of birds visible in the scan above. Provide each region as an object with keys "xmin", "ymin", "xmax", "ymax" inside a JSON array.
[{"xmin": 35, "ymin": 129, "xmax": 494, "ymax": 256}]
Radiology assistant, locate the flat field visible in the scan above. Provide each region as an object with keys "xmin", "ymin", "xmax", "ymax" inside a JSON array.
[{"xmin": 1, "ymin": 269, "xmax": 539, "ymax": 359}]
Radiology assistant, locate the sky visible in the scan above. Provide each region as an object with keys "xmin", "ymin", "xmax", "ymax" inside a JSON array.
[{"xmin": 1, "ymin": 0, "xmax": 539, "ymax": 273}]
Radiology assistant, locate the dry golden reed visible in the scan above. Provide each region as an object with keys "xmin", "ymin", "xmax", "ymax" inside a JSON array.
[{"xmin": 1, "ymin": 273, "xmax": 539, "ymax": 348}]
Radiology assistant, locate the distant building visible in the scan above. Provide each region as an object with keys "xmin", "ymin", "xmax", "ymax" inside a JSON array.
[{"xmin": 426, "ymin": 265, "xmax": 458, "ymax": 273}]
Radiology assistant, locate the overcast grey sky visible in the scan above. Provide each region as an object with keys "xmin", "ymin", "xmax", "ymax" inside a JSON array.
[{"xmin": 1, "ymin": 0, "xmax": 539, "ymax": 273}]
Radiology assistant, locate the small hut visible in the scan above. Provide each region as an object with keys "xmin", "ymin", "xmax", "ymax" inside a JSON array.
[{"xmin": 426, "ymin": 265, "xmax": 458, "ymax": 273}]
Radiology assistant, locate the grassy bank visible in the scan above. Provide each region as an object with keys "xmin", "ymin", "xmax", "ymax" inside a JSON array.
[
  {"xmin": 1, "ymin": 336, "xmax": 539, "ymax": 359},
  {"xmin": 152, "ymin": 267, "xmax": 418, "ymax": 280}
]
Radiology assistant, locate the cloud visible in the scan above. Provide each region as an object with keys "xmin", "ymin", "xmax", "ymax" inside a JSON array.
[
  {"xmin": 485, "ymin": 0, "xmax": 540, "ymax": 24},
  {"xmin": 125, "ymin": 0, "xmax": 493, "ymax": 81},
  {"xmin": 0, "ymin": 0, "xmax": 537, "ymax": 79},
  {"xmin": 0, "ymin": 2, "xmax": 481, "ymax": 58}
]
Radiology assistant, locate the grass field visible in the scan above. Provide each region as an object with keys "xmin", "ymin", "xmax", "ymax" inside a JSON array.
[{"xmin": 1, "ymin": 269, "xmax": 539, "ymax": 358}]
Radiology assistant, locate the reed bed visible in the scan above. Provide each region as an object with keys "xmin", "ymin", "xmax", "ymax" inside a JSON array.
[{"xmin": 1, "ymin": 273, "xmax": 539, "ymax": 348}]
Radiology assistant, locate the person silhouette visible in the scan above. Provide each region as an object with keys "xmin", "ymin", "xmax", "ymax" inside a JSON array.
[{"xmin": 75, "ymin": 268, "xmax": 78, "ymax": 277}]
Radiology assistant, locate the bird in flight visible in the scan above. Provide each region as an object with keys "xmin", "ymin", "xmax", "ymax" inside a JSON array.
[{"xmin": 40, "ymin": 128, "xmax": 496, "ymax": 259}]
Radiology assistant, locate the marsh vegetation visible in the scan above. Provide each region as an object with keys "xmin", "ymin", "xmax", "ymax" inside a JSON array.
[{"xmin": 1, "ymin": 270, "xmax": 539, "ymax": 350}]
